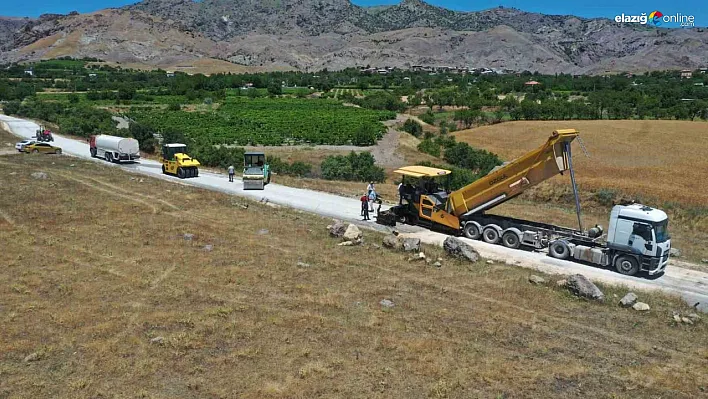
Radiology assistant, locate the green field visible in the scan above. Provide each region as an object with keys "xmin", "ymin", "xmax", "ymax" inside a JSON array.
[{"xmin": 129, "ymin": 97, "xmax": 396, "ymax": 146}]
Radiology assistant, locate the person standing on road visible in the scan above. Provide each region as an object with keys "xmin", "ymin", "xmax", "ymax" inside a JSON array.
[
  {"xmin": 361, "ymin": 194, "xmax": 370, "ymax": 221},
  {"xmin": 367, "ymin": 182, "xmax": 375, "ymax": 196},
  {"xmin": 228, "ymin": 165, "xmax": 235, "ymax": 182},
  {"xmin": 368, "ymin": 189, "xmax": 377, "ymax": 212},
  {"xmin": 398, "ymin": 181, "xmax": 404, "ymax": 205}
]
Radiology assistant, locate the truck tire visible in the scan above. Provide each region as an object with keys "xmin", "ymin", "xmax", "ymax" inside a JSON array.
[
  {"xmin": 501, "ymin": 231, "xmax": 521, "ymax": 249},
  {"xmin": 482, "ymin": 226, "xmax": 501, "ymax": 244},
  {"xmin": 90, "ymin": 148, "xmax": 97, "ymax": 158},
  {"xmin": 194, "ymin": 168, "xmax": 199, "ymax": 177},
  {"xmin": 105, "ymin": 153, "xmax": 112, "ymax": 163},
  {"xmin": 615, "ymin": 255, "xmax": 639, "ymax": 276},
  {"xmin": 463, "ymin": 222, "xmax": 482, "ymax": 240},
  {"xmin": 55, "ymin": 149, "xmax": 62, "ymax": 155},
  {"xmin": 177, "ymin": 167, "xmax": 185, "ymax": 179},
  {"xmin": 162, "ymin": 164, "xmax": 167, "ymax": 175},
  {"xmin": 549, "ymin": 240, "xmax": 570, "ymax": 260}
]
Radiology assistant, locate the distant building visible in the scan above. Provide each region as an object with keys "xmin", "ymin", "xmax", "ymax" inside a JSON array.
[
  {"xmin": 377, "ymin": 69, "xmax": 389, "ymax": 75},
  {"xmin": 24, "ymin": 70, "xmax": 33, "ymax": 76},
  {"xmin": 166, "ymin": 71, "xmax": 175, "ymax": 77},
  {"xmin": 680, "ymin": 70, "xmax": 693, "ymax": 78},
  {"xmin": 524, "ymin": 80, "xmax": 542, "ymax": 86},
  {"xmin": 88, "ymin": 73, "xmax": 97, "ymax": 78},
  {"xmin": 699, "ymin": 68, "xmax": 707, "ymax": 74}
]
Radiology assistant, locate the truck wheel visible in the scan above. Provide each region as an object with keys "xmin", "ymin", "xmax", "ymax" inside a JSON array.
[
  {"xmin": 463, "ymin": 223, "xmax": 481, "ymax": 240},
  {"xmin": 194, "ymin": 168, "xmax": 199, "ymax": 177},
  {"xmin": 177, "ymin": 167, "xmax": 185, "ymax": 179},
  {"xmin": 32, "ymin": 149, "xmax": 39, "ymax": 154},
  {"xmin": 482, "ymin": 227, "xmax": 500, "ymax": 244},
  {"xmin": 549, "ymin": 240, "xmax": 570, "ymax": 260},
  {"xmin": 105, "ymin": 153, "xmax": 111, "ymax": 162},
  {"xmin": 90, "ymin": 148, "xmax": 97, "ymax": 158},
  {"xmin": 502, "ymin": 231, "xmax": 521, "ymax": 249},
  {"xmin": 615, "ymin": 256, "xmax": 639, "ymax": 276},
  {"xmin": 55, "ymin": 149, "xmax": 62, "ymax": 155},
  {"xmin": 162, "ymin": 165, "xmax": 167, "ymax": 175}
]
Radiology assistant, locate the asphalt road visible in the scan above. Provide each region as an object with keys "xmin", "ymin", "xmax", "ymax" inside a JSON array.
[{"xmin": 2, "ymin": 114, "xmax": 706, "ymax": 312}]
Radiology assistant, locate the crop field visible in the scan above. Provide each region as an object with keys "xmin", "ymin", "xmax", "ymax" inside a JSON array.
[
  {"xmin": 332, "ymin": 88, "xmax": 363, "ymax": 97},
  {"xmin": 0, "ymin": 154, "xmax": 706, "ymax": 398},
  {"xmin": 129, "ymin": 97, "xmax": 396, "ymax": 146}
]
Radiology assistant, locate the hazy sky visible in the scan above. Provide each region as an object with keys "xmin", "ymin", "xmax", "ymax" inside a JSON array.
[{"xmin": 3, "ymin": 0, "xmax": 704, "ymax": 28}]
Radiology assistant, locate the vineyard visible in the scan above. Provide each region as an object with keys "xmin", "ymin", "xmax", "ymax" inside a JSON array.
[
  {"xmin": 332, "ymin": 88, "xmax": 363, "ymax": 98},
  {"xmin": 128, "ymin": 97, "xmax": 396, "ymax": 146}
]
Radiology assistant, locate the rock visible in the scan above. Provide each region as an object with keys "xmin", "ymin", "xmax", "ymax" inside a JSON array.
[
  {"xmin": 9, "ymin": 172, "xmax": 17, "ymax": 175},
  {"xmin": 338, "ymin": 241, "xmax": 354, "ymax": 246},
  {"xmin": 379, "ymin": 299, "xmax": 395, "ymax": 308},
  {"xmin": 433, "ymin": 261, "xmax": 442, "ymax": 267},
  {"xmin": 371, "ymin": 243, "xmax": 381, "ymax": 249},
  {"xmin": 203, "ymin": 244, "xmax": 213, "ymax": 252},
  {"xmin": 681, "ymin": 317, "xmax": 694, "ymax": 325},
  {"xmin": 257, "ymin": 229, "xmax": 269, "ymax": 235},
  {"xmin": 69, "ymin": 164, "xmax": 75, "ymax": 167},
  {"xmin": 31, "ymin": 172, "xmax": 48, "ymax": 179},
  {"xmin": 402, "ymin": 237, "xmax": 421, "ymax": 252},
  {"xmin": 669, "ymin": 248, "xmax": 681, "ymax": 257},
  {"xmin": 556, "ymin": 279, "xmax": 568, "ymax": 288},
  {"xmin": 183, "ymin": 233, "xmax": 194, "ymax": 241},
  {"xmin": 687, "ymin": 313, "xmax": 701, "ymax": 321},
  {"xmin": 150, "ymin": 336, "xmax": 165, "ymax": 345},
  {"xmin": 632, "ymin": 302, "xmax": 651, "ymax": 311},
  {"xmin": 701, "ymin": 259, "xmax": 708, "ymax": 264},
  {"xmin": 619, "ymin": 292, "xmax": 638, "ymax": 308},
  {"xmin": 528, "ymin": 275, "xmax": 546, "ymax": 285},
  {"xmin": 417, "ymin": 252, "xmax": 426, "ymax": 260},
  {"xmin": 392, "ymin": 230, "xmax": 400, "ymax": 236},
  {"xmin": 442, "ymin": 237, "xmax": 480, "ymax": 262},
  {"xmin": 296, "ymin": 261, "xmax": 311, "ymax": 268},
  {"xmin": 24, "ymin": 352, "xmax": 41, "ymax": 362},
  {"xmin": 328, "ymin": 221, "xmax": 347, "ymax": 237},
  {"xmin": 437, "ymin": 258, "xmax": 443, "ymax": 262},
  {"xmin": 486, "ymin": 260, "xmax": 494, "ymax": 264},
  {"xmin": 673, "ymin": 314, "xmax": 682, "ymax": 323},
  {"xmin": 343, "ymin": 224, "xmax": 362, "ymax": 242},
  {"xmin": 565, "ymin": 274, "xmax": 605, "ymax": 302},
  {"xmin": 382, "ymin": 234, "xmax": 402, "ymax": 250}
]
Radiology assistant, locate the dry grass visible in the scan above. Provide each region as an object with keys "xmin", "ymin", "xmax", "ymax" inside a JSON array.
[
  {"xmin": 0, "ymin": 154, "xmax": 706, "ymax": 398},
  {"xmin": 454, "ymin": 120, "xmax": 708, "ymax": 265}
]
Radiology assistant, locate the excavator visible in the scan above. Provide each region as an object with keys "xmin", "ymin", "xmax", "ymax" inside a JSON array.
[{"xmin": 377, "ymin": 129, "xmax": 671, "ymax": 277}]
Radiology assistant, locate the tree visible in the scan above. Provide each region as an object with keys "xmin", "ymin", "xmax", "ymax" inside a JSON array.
[
  {"xmin": 129, "ymin": 122, "xmax": 156, "ymax": 153},
  {"xmin": 3, "ymin": 101, "xmax": 20, "ymax": 115},
  {"xmin": 267, "ymin": 81, "xmax": 282, "ymax": 96},
  {"xmin": 402, "ymin": 119, "xmax": 423, "ymax": 137}
]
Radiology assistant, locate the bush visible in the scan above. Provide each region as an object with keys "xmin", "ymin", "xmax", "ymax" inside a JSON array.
[
  {"xmin": 417, "ymin": 138, "xmax": 441, "ymax": 157},
  {"xmin": 402, "ymin": 119, "xmax": 423, "ymax": 137},
  {"xmin": 321, "ymin": 151, "xmax": 385, "ymax": 182},
  {"xmin": 595, "ymin": 188, "xmax": 618, "ymax": 206},
  {"xmin": 443, "ymin": 142, "xmax": 502, "ymax": 175},
  {"xmin": 129, "ymin": 122, "xmax": 156, "ymax": 153},
  {"xmin": 268, "ymin": 156, "xmax": 313, "ymax": 177},
  {"xmin": 167, "ymin": 103, "xmax": 181, "ymax": 111},
  {"xmin": 418, "ymin": 161, "xmax": 479, "ymax": 191},
  {"xmin": 419, "ymin": 110, "xmax": 435, "ymax": 125},
  {"xmin": 3, "ymin": 101, "xmax": 20, "ymax": 115}
]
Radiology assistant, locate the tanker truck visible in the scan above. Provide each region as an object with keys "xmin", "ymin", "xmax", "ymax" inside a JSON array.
[
  {"xmin": 89, "ymin": 135, "xmax": 140, "ymax": 163},
  {"xmin": 377, "ymin": 129, "xmax": 671, "ymax": 277}
]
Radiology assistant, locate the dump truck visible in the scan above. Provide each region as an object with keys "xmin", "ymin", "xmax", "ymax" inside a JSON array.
[
  {"xmin": 242, "ymin": 151, "xmax": 271, "ymax": 190},
  {"xmin": 160, "ymin": 143, "xmax": 200, "ymax": 178},
  {"xmin": 89, "ymin": 135, "xmax": 140, "ymax": 163},
  {"xmin": 377, "ymin": 129, "xmax": 671, "ymax": 276}
]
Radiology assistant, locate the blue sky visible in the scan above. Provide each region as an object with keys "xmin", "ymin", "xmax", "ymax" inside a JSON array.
[{"xmin": 3, "ymin": 0, "xmax": 705, "ymax": 27}]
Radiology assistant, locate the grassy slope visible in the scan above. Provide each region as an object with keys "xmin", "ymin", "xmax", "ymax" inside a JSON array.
[{"xmin": 0, "ymin": 153, "xmax": 706, "ymax": 398}]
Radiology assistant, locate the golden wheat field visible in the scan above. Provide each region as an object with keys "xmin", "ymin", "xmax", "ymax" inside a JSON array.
[{"xmin": 454, "ymin": 120, "xmax": 708, "ymax": 208}]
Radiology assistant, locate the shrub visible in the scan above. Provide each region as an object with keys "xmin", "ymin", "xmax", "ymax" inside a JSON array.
[
  {"xmin": 167, "ymin": 103, "xmax": 181, "ymax": 111},
  {"xmin": 268, "ymin": 156, "xmax": 313, "ymax": 177},
  {"xmin": 418, "ymin": 161, "xmax": 479, "ymax": 191},
  {"xmin": 3, "ymin": 101, "xmax": 20, "ymax": 115},
  {"xmin": 419, "ymin": 110, "xmax": 435, "ymax": 125},
  {"xmin": 402, "ymin": 119, "xmax": 423, "ymax": 137},
  {"xmin": 595, "ymin": 188, "xmax": 618, "ymax": 206},
  {"xmin": 321, "ymin": 151, "xmax": 385, "ymax": 182},
  {"xmin": 417, "ymin": 138, "xmax": 441, "ymax": 157},
  {"xmin": 443, "ymin": 142, "xmax": 502, "ymax": 175}
]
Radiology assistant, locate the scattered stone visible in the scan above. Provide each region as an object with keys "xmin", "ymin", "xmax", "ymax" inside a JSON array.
[
  {"xmin": 619, "ymin": 292, "xmax": 638, "ymax": 308},
  {"xmin": 528, "ymin": 275, "xmax": 546, "ymax": 285},
  {"xmin": 296, "ymin": 261, "xmax": 311, "ymax": 268},
  {"xmin": 417, "ymin": 252, "xmax": 426, "ymax": 260},
  {"xmin": 486, "ymin": 260, "xmax": 494, "ymax": 265},
  {"xmin": 437, "ymin": 258, "xmax": 443, "ymax": 262},
  {"xmin": 379, "ymin": 299, "xmax": 395, "ymax": 308},
  {"xmin": 203, "ymin": 244, "xmax": 213, "ymax": 252},
  {"xmin": 257, "ymin": 229, "xmax": 269, "ymax": 235},
  {"xmin": 139, "ymin": 178, "xmax": 144, "ymax": 183},
  {"xmin": 681, "ymin": 317, "xmax": 694, "ymax": 325},
  {"xmin": 442, "ymin": 237, "xmax": 480, "ymax": 262},
  {"xmin": 31, "ymin": 172, "xmax": 48, "ymax": 179},
  {"xmin": 669, "ymin": 248, "xmax": 681, "ymax": 257},
  {"xmin": 632, "ymin": 302, "xmax": 650, "ymax": 311},
  {"xmin": 687, "ymin": 313, "xmax": 701, "ymax": 321},
  {"xmin": 402, "ymin": 237, "xmax": 421, "ymax": 252},
  {"xmin": 69, "ymin": 164, "xmax": 75, "ymax": 167},
  {"xmin": 9, "ymin": 172, "xmax": 17, "ymax": 175},
  {"xmin": 371, "ymin": 243, "xmax": 381, "ymax": 249},
  {"xmin": 565, "ymin": 274, "xmax": 605, "ymax": 302},
  {"xmin": 433, "ymin": 261, "xmax": 442, "ymax": 267},
  {"xmin": 673, "ymin": 314, "xmax": 682, "ymax": 323},
  {"xmin": 556, "ymin": 279, "xmax": 567, "ymax": 287},
  {"xmin": 183, "ymin": 233, "xmax": 194, "ymax": 241},
  {"xmin": 338, "ymin": 241, "xmax": 354, "ymax": 246},
  {"xmin": 24, "ymin": 352, "xmax": 41, "ymax": 362},
  {"xmin": 382, "ymin": 234, "xmax": 403, "ymax": 250},
  {"xmin": 150, "ymin": 336, "xmax": 165, "ymax": 345},
  {"xmin": 327, "ymin": 221, "xmax": 347, "ymax": 238},
  {"xmin": 343, "ymin": 224, "xmax": 362, "ymax": 243},
  {"xmin": 392, "ymin": 230, "xmax": 400, "ymax": 236}
]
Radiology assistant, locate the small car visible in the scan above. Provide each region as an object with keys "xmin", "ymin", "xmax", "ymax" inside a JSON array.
[
  {"xmin": 15, "ymin": 139, "xmax": 35, "ymax": 152},
  {"xmin": 23, "ymin": 142, "xmax": 62, "ymax": 155}
]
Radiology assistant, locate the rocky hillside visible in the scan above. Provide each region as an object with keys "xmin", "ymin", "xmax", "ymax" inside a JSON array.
[{"xmin": 1, "ymin": 0, "xmax": 707, "ymax": 74}]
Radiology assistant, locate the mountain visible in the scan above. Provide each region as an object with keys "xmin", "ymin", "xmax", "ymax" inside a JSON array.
[{"xmin": 1, "ymin": 0, "xmax": 707, "ymax": 74}]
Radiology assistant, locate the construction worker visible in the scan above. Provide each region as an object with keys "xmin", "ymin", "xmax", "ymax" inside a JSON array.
[
  {"xmin": 367, "ymin": 182, "xmax": 375, "ymax": 196},
  {"xmin": 228, "ymin": 165, "xmax": 235, "ymax": 182},
  {"xmin": 361, "ymin": 194, "xmax": 370, "ymax": 221},
  {"xmin": 376, "ymin": 198, "xmax": 382, "ymax": 216},
  {"xmin": 368, "ymin": 189, "xmax": 377, "ymax": 212},
  {"xmin": 398, "ymin": 181, "xmax": 404, "ymax": 205}
]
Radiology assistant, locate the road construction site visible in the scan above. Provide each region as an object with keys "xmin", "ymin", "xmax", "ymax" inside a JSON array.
[{"xmin": 1, "ymin": 114, "xmax": 707, "ymax": 312}]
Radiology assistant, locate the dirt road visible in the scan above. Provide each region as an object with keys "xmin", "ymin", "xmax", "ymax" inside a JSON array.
[{"xmin": 2, "ymin": 114, "xmax": 706, "ymax": 312}]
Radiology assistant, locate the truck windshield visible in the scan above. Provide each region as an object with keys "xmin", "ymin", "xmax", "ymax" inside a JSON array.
[{"xmin": 654, "ymin": 220, "xmax": 670, "ymax": 242}]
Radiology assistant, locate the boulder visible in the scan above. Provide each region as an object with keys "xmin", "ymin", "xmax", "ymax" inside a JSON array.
[
  {"xmin": 296, "ymin": 261, "xmax": 312, "ymax": 268},
  {"xmin": 686, "ymin": 313, "xmax": 701, "ymax": 321},
  {"xmin": 565, "ymin": 274, "xmax": 605, "ymax": 302},
  {"xmin": 31, "ymin": 172, "xmax": 48, "ymax": 179},
  {"xmin": 328, "ymin": 221, "xmax": 347, "ymax": 238},
  {"xmin": 433, "ymin": 261, "xmax": 442, "ymax": 267},
  {"xmin": 556, "ymin": 279, "xmax": 568, "ymax": 288},
  {"xmin": 442, "ymin": 237, "xmax": 479, "ymax": 262},
  {"xmin": 24, "ymin": 352, "xmax": 41, "ymax": 362},
  {"xmin": 632, "ymin": 302, "xmax": 650, "ymax": 311},
  {"xmin": 382, "ymin": 234, "xmax": 403, "ymax": 250},
  {"xmin": 669, "ymin": 248, "xmax": 681, "ymax": 257},
  {"xmin": 402, "ymin": 237, "xmax": 421, "ymax": 252},
  {"xmin": 619, "ymin": 292, "xmax": 638, "ymax": 308},
  {"xmin": 528, "ymin": 275, "xmax": 546, "ymax": 285},
  {"xmin": 680, "ymin": 317, "xmax": 694, "ymax": 325},
  {"xmin": 338, "ymin": 241, "xmax": 355, "ymax": 246},
  {"xmin": 183, "ymin": 233, "xmax": 194, "ymax": 241},
  {"xmin": 380, "ymin": 299, "xmax": 395, "ymax": 308},
  {"xmin": 150, "ymin": 336, "xmax": 165, "ymax": 345},
  {"xmin": 343, "ymin": 224, "xmax": 362, "ymax": 242}
]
